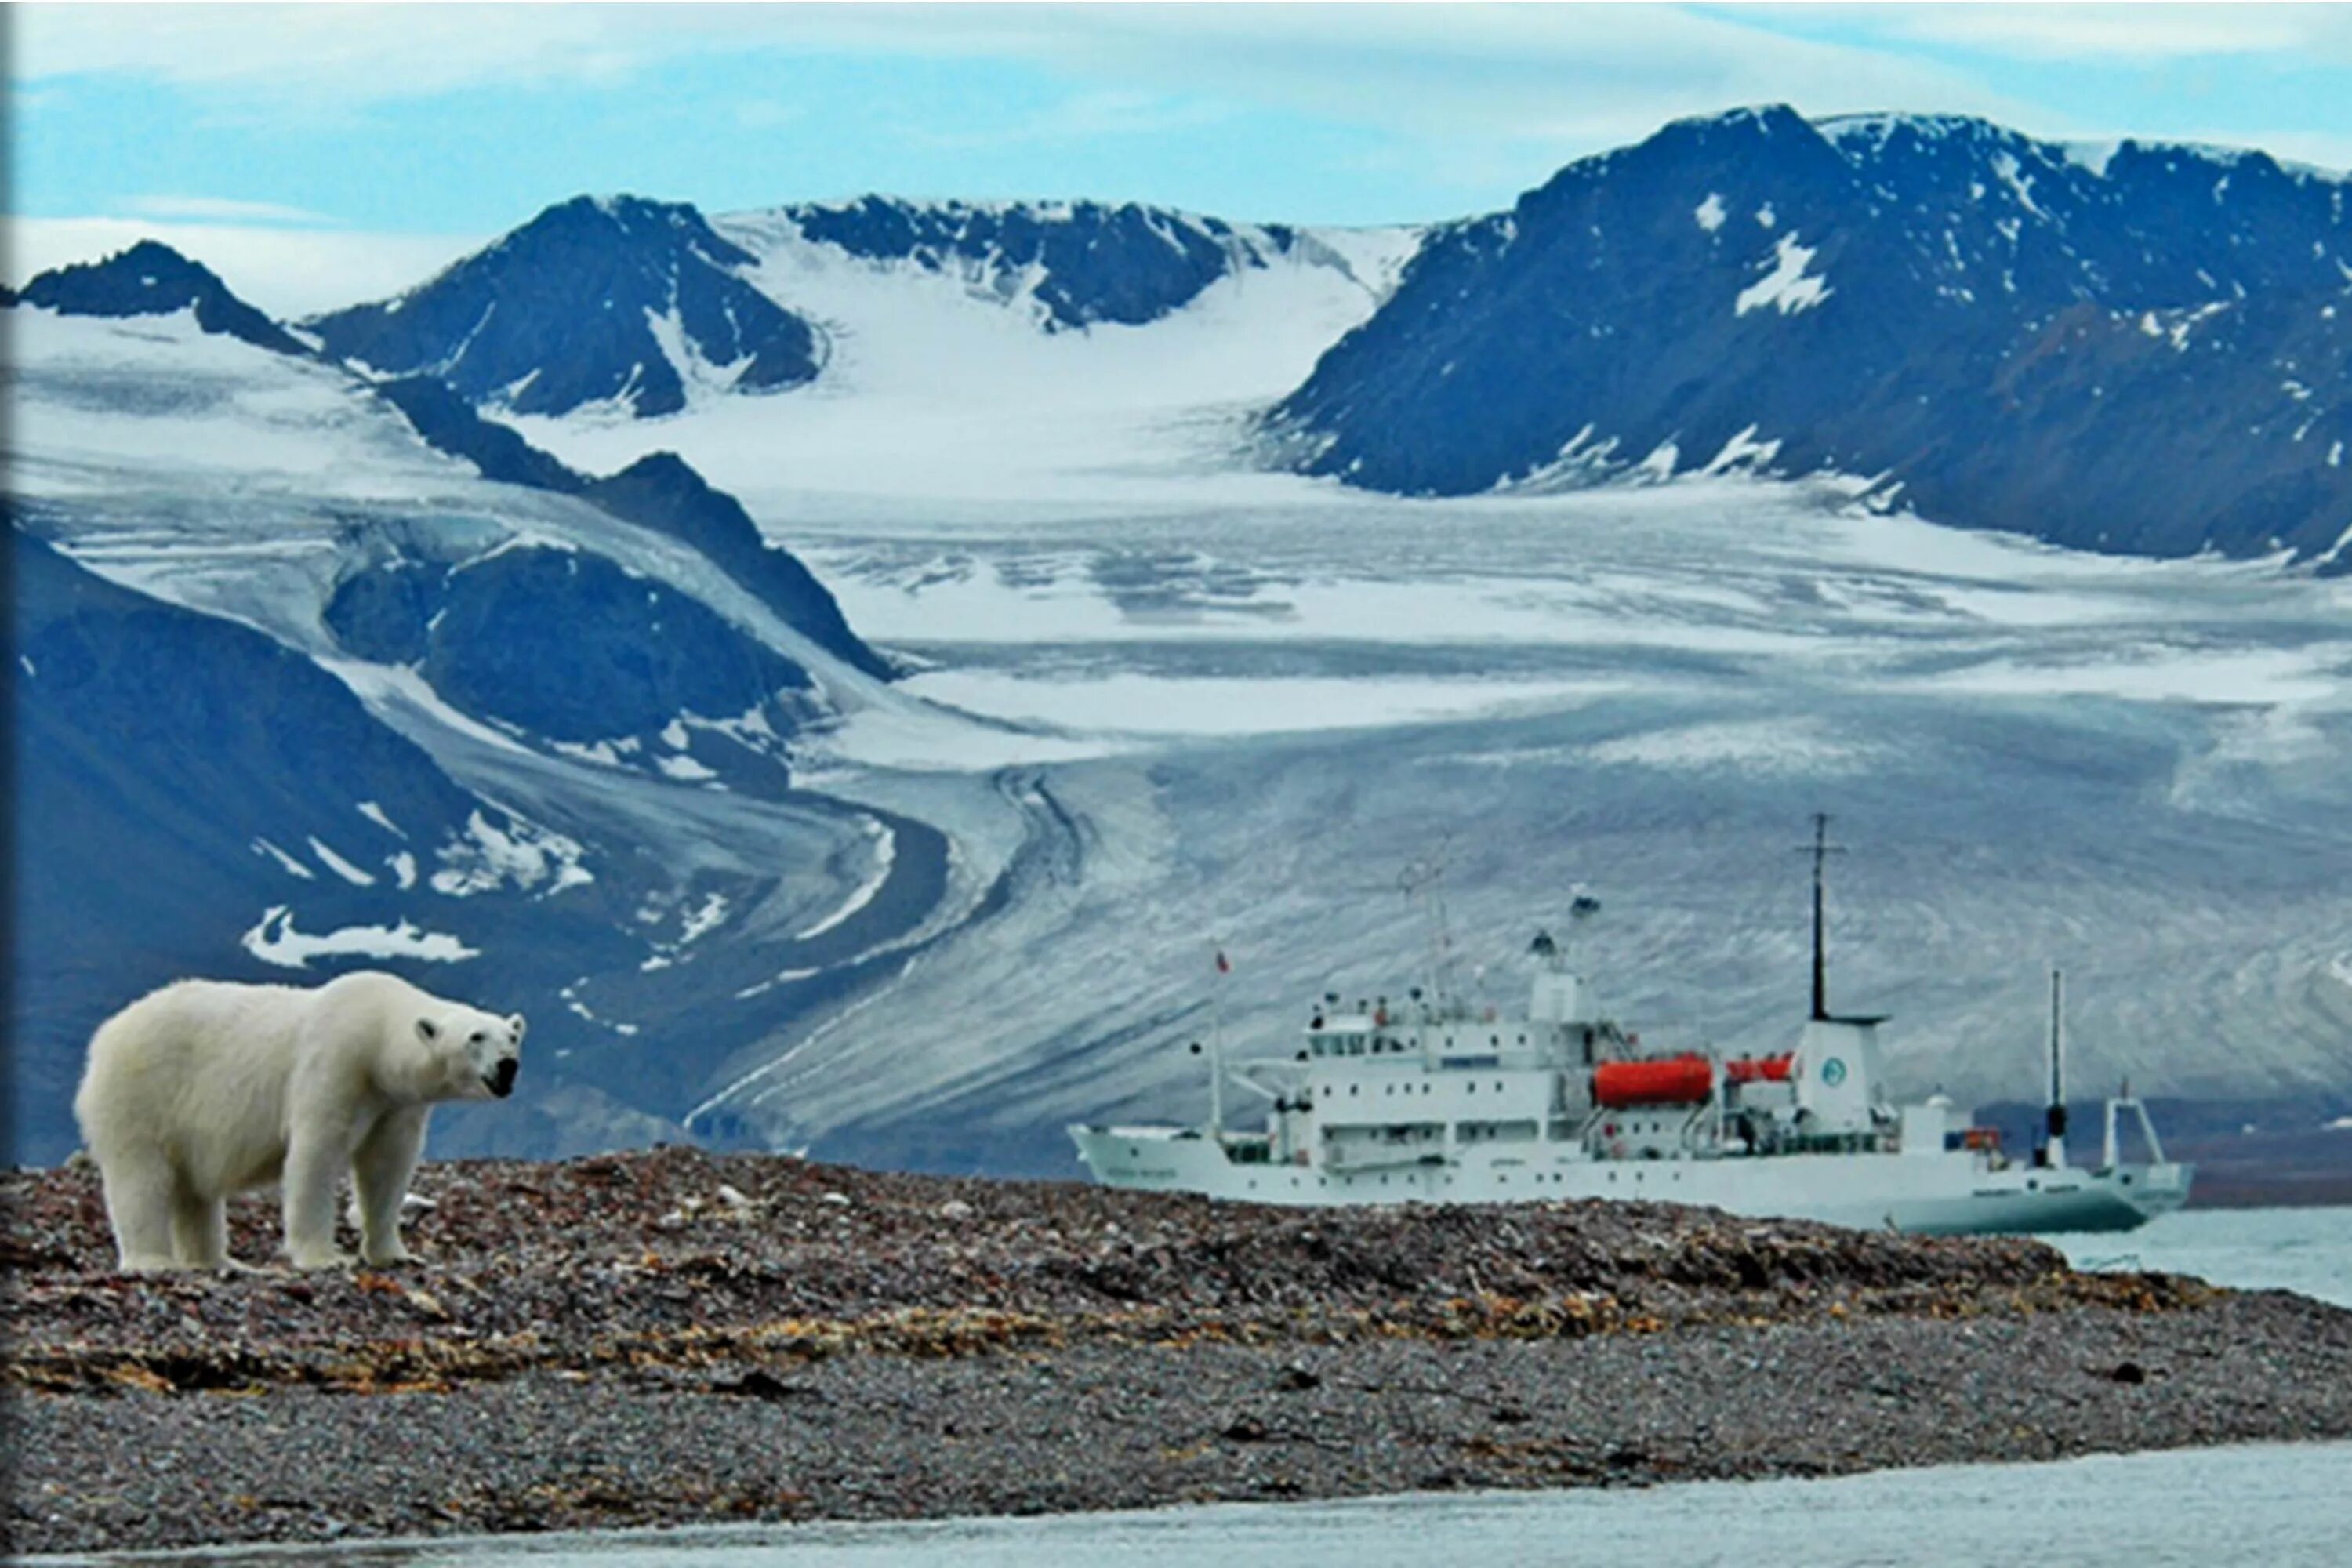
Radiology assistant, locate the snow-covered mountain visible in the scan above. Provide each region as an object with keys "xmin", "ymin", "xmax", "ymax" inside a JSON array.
[
  {"xmin": 299, "ymin": 193, "xmax": 1417, "ymax": 432},
  {"xmin": 12, "ymin": 121, "xmax": 2352, "ymax": 1183},
  {"xmin": 505, "ymin": 201, "xmax": 1421, "ymax": 512},
  {"xmin": 15, "ymin": 238, "xmax": 309, "ymax": 355},
  {"xmin": 5, "ymin": 252, "xmax": 931, "ymax": 1164},
  {"xmin": 766, "ymin": 195, "xmax": 1396, "ymax": 330},
  {"xmin": 303, "ymin": 196, "xmax": 826, "ymax": 419},
  {"xmin": 1270, "ymin": 107, "xmax": 2352, "ymax": 570}
]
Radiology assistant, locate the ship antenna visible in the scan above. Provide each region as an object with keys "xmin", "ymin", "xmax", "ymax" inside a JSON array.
[
  {"xmin": 1800, "ymin": 813, "xmax": 1845, "ymax": 1022},
  {"xmin": 1399, "ymin": 846, "xmax": 1457, "ymax": 1007}
]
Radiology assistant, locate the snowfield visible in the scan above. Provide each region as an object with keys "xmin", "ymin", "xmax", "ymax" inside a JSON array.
[{"xmin": 11, "ymin": 234, "xmax": 2352, "ymax": 1174}]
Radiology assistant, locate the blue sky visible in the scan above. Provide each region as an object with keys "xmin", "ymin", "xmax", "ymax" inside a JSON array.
[{"xmin": 16, "ymin": 4, "xmax": 2352, "ymax": 308}]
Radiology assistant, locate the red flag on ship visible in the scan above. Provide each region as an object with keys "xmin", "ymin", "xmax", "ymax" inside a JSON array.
[{"xmin": 1215, "ymin": 949, "xmax": 1231, "ymax": 975}]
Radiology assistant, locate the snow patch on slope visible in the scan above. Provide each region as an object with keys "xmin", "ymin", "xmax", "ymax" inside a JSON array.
[
  {"xmin": 1735, "ymin": 235, "xmax": 1833, "ymax": 317},
  {"xmin": 242, "ymin": 906, "xmax": 479, "ymax": 967},
  {"xmin": 431, "ymin": 810, "xmax": 593, "ymax": 897}
]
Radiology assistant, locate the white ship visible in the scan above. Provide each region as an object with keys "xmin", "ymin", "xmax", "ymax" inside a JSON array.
[{"xmin": 1071, "ymin": 818, "xmax": 2193, "ymax": 1235}]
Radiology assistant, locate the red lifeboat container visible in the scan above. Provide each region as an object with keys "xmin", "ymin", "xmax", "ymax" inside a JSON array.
[
  {"xmin": 1594, "ymin": 1054, "xmax": 1713, "ymax": 1108},
  {"xmin": 1724, "ymin": 1052, "xmax": 1796, "ymax": 1085}
]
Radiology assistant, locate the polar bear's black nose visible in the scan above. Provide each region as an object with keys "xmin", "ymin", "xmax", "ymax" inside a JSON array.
[{"xmin": 489, "ymin": 1058, "xmax": 519, "ymax": 1098}]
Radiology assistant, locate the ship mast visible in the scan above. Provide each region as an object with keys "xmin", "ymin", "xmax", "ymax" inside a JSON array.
[
  {"xmin": 2046, "ymin": 967, "xmax": 2068, "ymax": 1169},
  {"xmin": 1803, "ymin": 813, "xmax": 1845, "ymax": 1022}
]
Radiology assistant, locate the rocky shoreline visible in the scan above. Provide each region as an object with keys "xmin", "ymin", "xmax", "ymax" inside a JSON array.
[{"xmin": 8, "ymin": 1147, "xmax": 2352, "ymax": 1555}]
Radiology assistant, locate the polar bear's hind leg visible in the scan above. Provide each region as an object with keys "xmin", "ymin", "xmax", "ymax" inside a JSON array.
[{"xmin": 96, "ymin": 1148, "xmax": 183, "ymax": 1272}]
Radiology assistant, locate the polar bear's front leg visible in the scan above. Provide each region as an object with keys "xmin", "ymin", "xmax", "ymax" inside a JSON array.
[
  {"xmin": 282, "ymin": 1126, "xmax": 358, "ymax": 1270},
  {"xmin": 353, "ymin": 1107, "xmax": 429, "ymax": 1266},
  {"xmin": 169, "ymin": 1182, "xmax": 231, "ymax": 1271}
]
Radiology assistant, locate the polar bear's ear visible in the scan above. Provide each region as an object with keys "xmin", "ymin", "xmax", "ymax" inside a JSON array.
[
  {"xmin": 416, "ymin": 1018, "xmax": 441, "ymax": 1043},
  {"xmin": 507, "ymin": 1013, "xmax": 527, "ymax": 1039}
]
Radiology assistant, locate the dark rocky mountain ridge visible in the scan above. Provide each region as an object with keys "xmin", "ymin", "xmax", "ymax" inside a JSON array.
[
  {"xmin": 368, "ymin": 376, "xmax": 893, "ymax": 681},
  {"xmin": 7, "ymin": 256, "xmax": 901, "ymax": 1166},
  {"xmin": 1269, "ymin": 107, "xmax": 2352, "ymax": 569},
  {"xmin": 16, "ymin": 240, "xmax": 310, "ymax": 355},
  {"xmin": 303, "ymin": 195, "xmax": 825, "ymax": 418},
  {"xmin": 9, "ymin": 245, "xmax": 893, "ymax": 688},
  {"xmin": 8, "ymin": 528, "xmax": 644, "ymax": 1163},
  {"xmin": 764, "ymin": 195, "xmax": 1313, "ymax": 329}
]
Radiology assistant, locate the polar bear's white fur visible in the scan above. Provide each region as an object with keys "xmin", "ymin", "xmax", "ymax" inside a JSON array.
[{"xmin": 74, "ymin": 971, "xmax": 524, "ymax": 1272}]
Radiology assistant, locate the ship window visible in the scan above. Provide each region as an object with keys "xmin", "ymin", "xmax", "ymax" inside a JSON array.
[
  {"xmin": 1467, "ymin": 1082, "xmax": 1475, "ymax": 1094},
  {"xmin": 1323, "ymin": 1087, "xmax": 1332, "ymax": 1097},
  {"xmin": 1349, "ymin": 1084, "xmax": 1359, "ymax": 1095}
]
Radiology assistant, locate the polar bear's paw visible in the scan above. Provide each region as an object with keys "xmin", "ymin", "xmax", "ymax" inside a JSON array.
[
  {"xmin": 287, "ymin": 1246, "xmax": 358, "ymax": 1272},
  {"xmin": 360, "ymin": 1240, "xmax": 416, "ymax": 1268},
  {"xmin": 119, "ymin": 1252, "xmax": 188, "ymax": 1275}
]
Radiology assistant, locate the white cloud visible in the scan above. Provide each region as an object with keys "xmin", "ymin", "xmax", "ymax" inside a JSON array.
[
  {"xmin": 897, "ymin": 87, "xmax": 1237, "ymax": 153},
  {"xmin": 21, "ymin": 4, "xmax": 2340, "ymax": 216},
  {"xmin": 124, "ymin": 194, "xmax": 339, "ymax": 226},
  {"xmin": 16, "ymin": 4, "xmax": 2038, "ymax": 146},
  {"xmin": 9, "ymin": 217, "xmax": 485, "ymax": 318},
  {"xmin": 19, "ymin": 5, "xmax": 670, "ymax": 97},
  {"xmin": 1832, "ymin": 4, "xmax": 2352, "ymax": 64}
]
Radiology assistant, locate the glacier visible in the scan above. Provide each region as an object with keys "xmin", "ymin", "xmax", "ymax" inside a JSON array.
[{"xmin": 11, "ymin": 191, "xmax": 2352, "ymax": 1178}]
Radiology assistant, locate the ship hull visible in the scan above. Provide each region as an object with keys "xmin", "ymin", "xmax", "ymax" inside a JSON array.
[{"xmin": 1069, "ymin": 1125, "xmax": 2192, "ymax": 1236}]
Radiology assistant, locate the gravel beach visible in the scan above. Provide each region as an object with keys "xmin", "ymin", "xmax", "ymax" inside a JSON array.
[{"xmin": 9, "ymin": 1147, "xmax": 2352, "ymax": 1555}]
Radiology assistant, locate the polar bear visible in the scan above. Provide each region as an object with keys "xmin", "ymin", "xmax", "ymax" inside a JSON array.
[{"xmin": 73, "ymin": 970, "xmax": 524, "ymax": 1272}]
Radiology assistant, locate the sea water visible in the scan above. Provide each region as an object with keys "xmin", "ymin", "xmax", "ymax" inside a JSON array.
[
  {"xmin": 39, "ymin": 1208, "xmax": 2352, "ymax": 1568},
  {"xmin": 2049, "ymin": 1203, "xmax": 2352, "ymax": 1308}
]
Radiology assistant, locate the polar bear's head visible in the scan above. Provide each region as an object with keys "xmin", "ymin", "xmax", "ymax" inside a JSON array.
[{"xmin": 415, "ymin": 1007, "xmax": 527, "ymax": 1101}]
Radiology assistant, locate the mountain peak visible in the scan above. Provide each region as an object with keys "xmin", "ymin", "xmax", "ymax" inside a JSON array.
[
  {"xmin": 305, "ymin": 194, "xmax": 819, "ymax": 419},
  {"xmin": 507, "ymin": 193, "xmax": 742, "ymax": 251},
  {"xmin": 16, "ymin": 240, "xmax": 307, "ymax": 354},
  {"xmin": 735, "ymin": 194, "xmax": 1306, "ymax": 331},
  {"xmin": 1274, "ymin": 106, "xmax": 2352, "ymax": 568}
]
